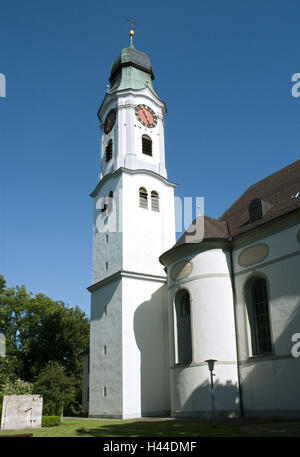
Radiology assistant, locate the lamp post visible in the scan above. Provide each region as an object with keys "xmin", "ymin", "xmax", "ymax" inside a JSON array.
[{"xmin": 205, "ymin": 359, "xmax": 217, "ymax": 425}]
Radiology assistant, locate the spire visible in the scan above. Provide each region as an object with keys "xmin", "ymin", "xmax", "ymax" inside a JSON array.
[
  {"xmin": 129, "ymin": 28, "xmax": 135, "ymax": 47},
  {"xmin": 108, "ymin": 35, "xmax": 155, "ymax": 93},
  {"xmin": 104, "ymin": 19, "xmax": 161, "ymax": 99},
  {"xmin": 127, "ymin": 17, "xmax": 135, "ymax": 48}
]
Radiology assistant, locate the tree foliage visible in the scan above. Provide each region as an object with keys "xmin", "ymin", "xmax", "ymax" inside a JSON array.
[
  {"xmin": 0, "ymin": 275, "xmax": 89, "ymax": 415},
  {"xmin": 0, "ymin": 356, "xmax": 19, "ymax": 388},
  {"xmin": 1, "ymin": 378, "xmax": 33, "ymax": 396},
  {"xmin": 34, "ymin": 361, "xmax": 76, "ymax": 416},
  {"xmin": 0, "ymin": 358, "xmax": 34, "ymax": 417}
]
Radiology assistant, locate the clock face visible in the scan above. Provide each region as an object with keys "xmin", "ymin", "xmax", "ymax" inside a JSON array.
[
  {"xmin": 135, "ymin": 104, "xmax": 157, "ymax": 128},
  {"xmin": 104, "ymin": 108, "xmax": 116, "ymax": 135}
]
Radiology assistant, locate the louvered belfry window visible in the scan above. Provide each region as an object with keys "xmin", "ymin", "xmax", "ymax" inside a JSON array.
[
  {"xmin": 105, "ymin": 139, "xmax": 113, "ymax": 162},
  {"xmin": 151, "ymin": 191, "xmax": 159, "ymax": 212},
  {"xmin": 142, "ymin": 135, "xmax": 152, "ymax": 156},
  {"xmin": 139, "ymin": 187, "xmax": 148, "ymax": 209}
]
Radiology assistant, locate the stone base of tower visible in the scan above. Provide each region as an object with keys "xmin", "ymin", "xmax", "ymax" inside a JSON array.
[
  {"xmin": 121, "ymin": 274, "xmax": 170, "ymax": 419},
  {"xmin": 88, "ymin": 271, "xmax": 171, "ymax": 420}
]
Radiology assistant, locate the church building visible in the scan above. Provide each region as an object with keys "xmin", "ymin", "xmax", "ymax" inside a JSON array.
[{"xmin": 85, "ymin": 30, "xmax": 300, "ymax": 419}]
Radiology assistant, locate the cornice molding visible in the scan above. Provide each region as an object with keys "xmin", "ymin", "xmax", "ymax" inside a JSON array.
[
  {"xmin": 231, "ymin": 209, "xmax": 300, "ymax": 250},
  {"xmin": 168, "ymin": 272, "xmax": 231, "ymax": 290},
  {"xmin": 90, "ymin": 167, "xmax": 177, "ymax": 198},
  {"xmin": 98, "ymin": 87, "xmax": 166, "ymax": 120},
  {"xmin": 160, "ymin": 210, "xmax": 300, "ymax": 266},
  {"xmin": 87, "ymin": 269, "xmax": 167, "ymax": 292},
  {"xmin": 160, "ymin": 239, "xmax": 230, "ymax": 267}
]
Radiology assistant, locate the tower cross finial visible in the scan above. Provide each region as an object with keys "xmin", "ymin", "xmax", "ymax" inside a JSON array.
[{"xmin": 127, "ymin": 17, "xmax": 136, "ymax": 46}]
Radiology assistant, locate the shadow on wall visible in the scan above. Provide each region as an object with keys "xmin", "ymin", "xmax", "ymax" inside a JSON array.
[
  {"xmin": 181, "ymin": 379, "xmax": 240, "ymax": 417},
  {"xmin": 133, "ymin": 283, "xmax": 241, "ymax": 417},
  {"xmin": 237, "ymin": 297, "xmax": 300, "ymax": 416},
  {"xmin": 181, "ymin": 294, "xmax": 300, "ymax": 417},
  {"xmin": 133, "ymin": 285, "xmax": 170, "ymax": 416},
  {"xmin": 90, "ymin": 280, "xmax": 120, "ymax": 322},
  {"xmin": 132, "ymin": 265, "xmax": 300, "ymax": 418},
  {"xmin": 226, "ymin": 249, "xmax": 300, "ymax": 416}
]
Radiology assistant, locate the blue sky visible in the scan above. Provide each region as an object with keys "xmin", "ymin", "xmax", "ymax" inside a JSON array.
[{"xmin": 0, "ymin": 0, "xmax": 299, "ymax": 317}]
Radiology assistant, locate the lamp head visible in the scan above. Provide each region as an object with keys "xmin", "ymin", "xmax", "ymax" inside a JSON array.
[{"xmin": 205, "ymin": 359, "xmax": 217, "ymax": 372}]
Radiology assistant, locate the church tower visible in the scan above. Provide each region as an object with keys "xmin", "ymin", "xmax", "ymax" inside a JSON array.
[{"xmin": 88, "ymin": 30, "xmax": 176, "ymax": 418}]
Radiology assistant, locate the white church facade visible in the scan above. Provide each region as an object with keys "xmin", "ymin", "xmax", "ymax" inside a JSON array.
[{"xmin": 85, "ymin": 32, "xmax": 300, "ymax": 419}]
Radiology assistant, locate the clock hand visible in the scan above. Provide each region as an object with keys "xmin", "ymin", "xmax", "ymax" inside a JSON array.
[{"xmin": 142, "ymin": 108, "xmax": 151, "ymax": 124}]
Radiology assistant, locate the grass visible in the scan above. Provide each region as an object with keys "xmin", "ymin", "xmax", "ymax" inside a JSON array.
[
  {"xmin": 1, "ymin": 418, "xmax": 300, "ymax": 437},
  {"xmin": 0, "ymin": 418, "xmax": 241, "ymax": 437}
]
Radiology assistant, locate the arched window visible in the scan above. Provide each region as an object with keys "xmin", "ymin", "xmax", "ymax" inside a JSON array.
[
  {"xmin": 245, "ymin": 277, "xmax": 272, "ymax": 356},
  {"xmin": 105, "ymin": 139, "xmax": 113, "ymax": 162},
  {"xmin": 108, "ymin": 191, "xmax": 113, "ymax": 214},
  {"xmin": 151, "ymin": 191, "xmax": 159, "ymax": 212},
  {"xmin": 174, "ymin": 289, "xmax": 192, "ymax": 363},
  {"xmin": 139, "ymin": 187, "xmax": 148, "ymax": 209},
  {"xmin": 142, "ymin": 135, "xmax": 152, "ymax": 156}
]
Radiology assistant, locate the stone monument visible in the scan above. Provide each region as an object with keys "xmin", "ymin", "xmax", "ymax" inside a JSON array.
[{"xmin": 1, "ymin": 395, "xmax": 43, "ymax": 430}]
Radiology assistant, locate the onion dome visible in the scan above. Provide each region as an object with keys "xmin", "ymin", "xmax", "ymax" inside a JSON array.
[{"xmin": 107, "ymin": 30, "xmax": 156, "ymax": 94}]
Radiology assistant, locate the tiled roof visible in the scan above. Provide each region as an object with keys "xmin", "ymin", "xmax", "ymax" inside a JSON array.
[
  {"xmin": 220, "ymin": 159, "xmax": 300, "ymax": 237},
  {"xmin": 174, "ymin": 159, "xmax": 300, "ymax": 247},
  {"xmin": 175, "ymin": 216, "xmax": 228, "ymax": 246}
]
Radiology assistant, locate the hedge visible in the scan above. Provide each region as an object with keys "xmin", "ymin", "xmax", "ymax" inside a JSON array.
[{"xmin": 41, "ymin": 415, "xmax": 61, "ymax": 427}]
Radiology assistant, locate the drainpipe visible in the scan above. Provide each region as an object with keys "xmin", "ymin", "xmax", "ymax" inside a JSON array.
[{"xmin": 226, "ymin": 222, "xmax": 244, "ymax": 418}]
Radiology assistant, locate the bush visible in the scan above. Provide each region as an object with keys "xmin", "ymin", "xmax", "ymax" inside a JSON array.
[
  {"xmin": 34, "ymin": 361, "xmax": 76, "ymax": 416},
  {"xmin": 41, "ymin": 415, "xmax": 61, "ymax": 427},
  {"xmin": 1, "ymin": 378, "xmax": 33, "ymax": 395}
]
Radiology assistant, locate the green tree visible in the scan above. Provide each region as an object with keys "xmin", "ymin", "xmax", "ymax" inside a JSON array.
[
  {"xmin": 26, "ymin": 305, "xmax": 89, "ymax": 414},
  {"xmin": 26, "ymin": 305, "xmax": 89, "ymax": 378},
  {"xmin": 0, "ymin": 275, "xmax": 6, "ymax": 294},
  {"xmin": 0, "ymin": 356, "xmax": 19, "ymax": 388},
  {"xmin": 0, "ymin": 275, "xmax": 89, "ymax": 414},
  {"xmin": 34, "ymin": 361, "xmax": 76, "ymax": 416}
]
